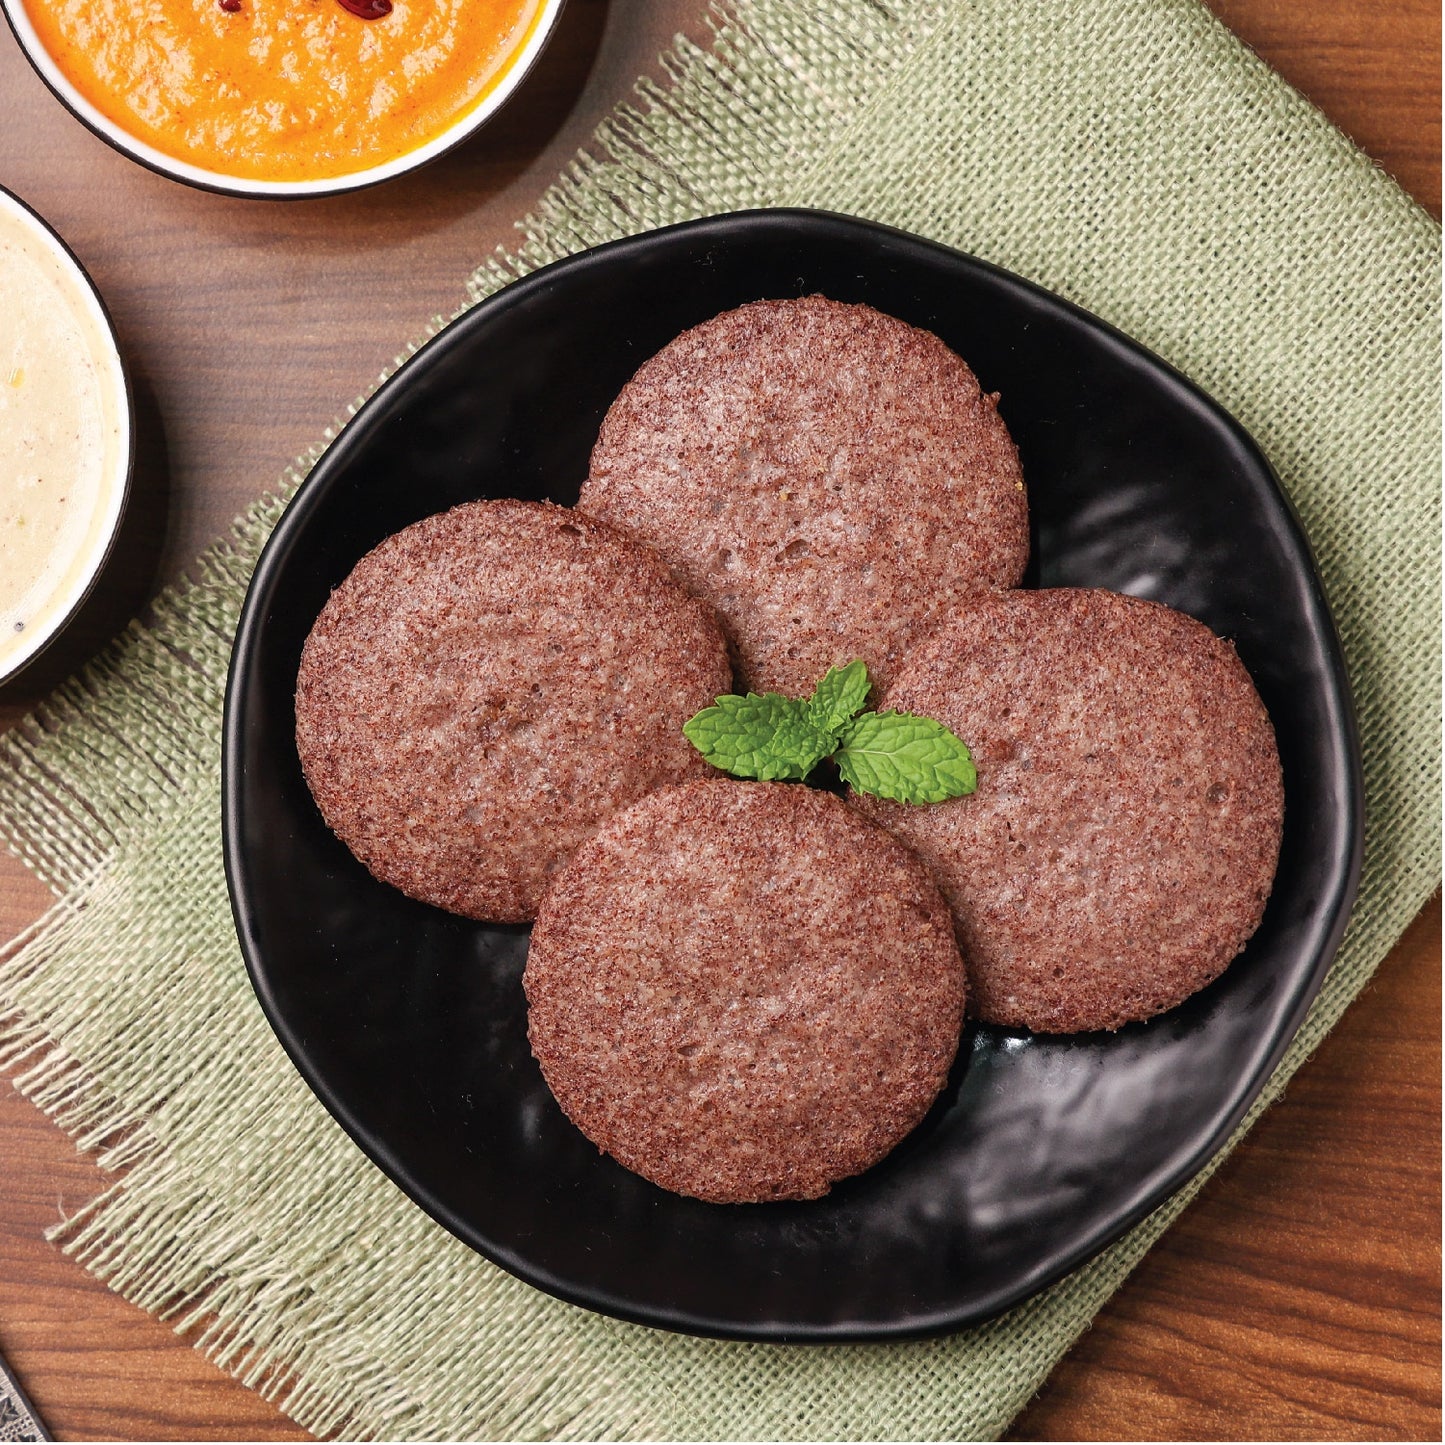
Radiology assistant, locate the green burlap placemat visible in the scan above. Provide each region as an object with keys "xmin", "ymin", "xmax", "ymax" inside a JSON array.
[{"xmin": 1, "ymin": 0, "xmax": 1439, "ymax": 1437}]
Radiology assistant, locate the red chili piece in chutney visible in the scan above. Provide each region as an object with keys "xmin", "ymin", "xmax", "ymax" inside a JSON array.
[{"xmin": 217, "ymin": 0, "xmax": 392, "ymax": 13}]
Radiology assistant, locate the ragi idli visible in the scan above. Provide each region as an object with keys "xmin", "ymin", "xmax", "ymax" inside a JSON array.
[
  {"xmin": 524, "ymin": 779, "xmax": 967, "ymax": 1202},
  {"xmin": 295, "ymin": 499, "xmax": 730, "ymax": 922},
  {"xmin": 579, "ymin": 296, "xmax": 1029, "ymax": 695},
  {"xmin": 852, "ymin": 588, "xmax": 1284, "ymax": 1033}
]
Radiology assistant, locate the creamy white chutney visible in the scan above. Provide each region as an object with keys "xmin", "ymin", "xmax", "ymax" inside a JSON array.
[{"xmin": 0, "ymin": 189, "xmax": 129, "ymax": 681}]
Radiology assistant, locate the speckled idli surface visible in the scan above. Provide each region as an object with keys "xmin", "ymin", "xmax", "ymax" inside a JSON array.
[
  {"xmin": 294, "ymin": 499, "xmax": 730, "ymax": 922},
  {"xmin": 853, "ymin": 588, "xmax": 1284, "ymax": 1033},
  {"xmin": 524, "ymin": 779, "xmax": 966, "ymax": 1202},
  {"xmin": 579, "ymin": 295, "xmax": 1028, "ymax": 695}
]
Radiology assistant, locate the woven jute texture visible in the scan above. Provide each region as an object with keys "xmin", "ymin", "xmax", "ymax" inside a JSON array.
[{"xmin": 1, "ymin": 0, "xmax": 1439, "ymax": 1438}]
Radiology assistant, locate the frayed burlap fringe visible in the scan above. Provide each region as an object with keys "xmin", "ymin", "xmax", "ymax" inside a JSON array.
[{"xmin": 1, "ymin": 0, "xmax": 1439, "ymax": 1439}]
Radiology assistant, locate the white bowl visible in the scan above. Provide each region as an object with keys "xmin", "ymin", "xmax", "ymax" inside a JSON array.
[
  {"xmin": 0, "ymin": 186, "xmax": 132, "ymax": 684},
  {"xmin": 1, "ymin": 0, "xmax": 567, "ymax": 199}
]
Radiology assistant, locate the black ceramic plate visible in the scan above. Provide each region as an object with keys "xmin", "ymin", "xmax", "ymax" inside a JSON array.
[{"xmin": 223, "ymin": 209, "xmax": 1362, "ymax": 1341}]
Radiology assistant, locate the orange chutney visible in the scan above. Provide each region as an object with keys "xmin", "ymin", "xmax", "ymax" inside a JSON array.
[{"xmin": 22, "ymin": 0, "xmax": 543, "ymax": 181}]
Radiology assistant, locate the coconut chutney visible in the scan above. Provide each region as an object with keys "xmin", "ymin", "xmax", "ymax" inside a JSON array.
[{"xmin": 0, "ymin": 193, "xmax": 128, "ymax": 680}]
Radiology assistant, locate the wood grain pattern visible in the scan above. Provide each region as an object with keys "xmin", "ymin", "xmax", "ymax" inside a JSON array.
[
  {"xmin": 0, "ymin": 0, "xmax": 1439, "ymax": 1439},
  {"xmin": 1209, "ymin": 0, "xmax": 1440, "ymax": 216}
]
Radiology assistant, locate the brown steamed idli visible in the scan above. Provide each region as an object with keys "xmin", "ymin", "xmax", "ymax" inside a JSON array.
[
  {"xmin": 851, "ymin": 588, "xmax": 1284, "ymax": 1034},
  {"xmin": 578, "ymin": 295, "xmax": 1028, "ymax": 695},
  {"xmin": 524, "ymin": 779, "xmax": 967, "ymax": 1203},
  {"xmin": 294, "ymin": 499, "xmax": 731, "ymax": 922}
]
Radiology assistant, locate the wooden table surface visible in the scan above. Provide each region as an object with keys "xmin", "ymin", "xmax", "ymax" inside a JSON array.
[{"xmin": 0, "ymin": 1, "xmax": 1439, "ymax": 1439}]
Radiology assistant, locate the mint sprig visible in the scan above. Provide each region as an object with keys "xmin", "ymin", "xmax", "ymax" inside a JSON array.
[{"xmin": 683, "ymin": 661, "xmax": 976, "ymax": 805}]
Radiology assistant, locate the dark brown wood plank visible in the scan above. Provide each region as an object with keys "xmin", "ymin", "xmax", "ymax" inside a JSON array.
[{"xmin": 1206, "ymin": 0, "xmax": 1440, "ymax": 217}]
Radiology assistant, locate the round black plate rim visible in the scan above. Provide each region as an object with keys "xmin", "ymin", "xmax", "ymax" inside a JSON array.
[{"xmin": 223, "ymin": 206, "xmax": 1364, "ymax": 1342}]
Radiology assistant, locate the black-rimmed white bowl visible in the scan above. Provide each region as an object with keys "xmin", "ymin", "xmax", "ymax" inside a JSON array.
[{"xmin": 223, "ymin": 208, "xmax": 1362, "ymax": 1341}]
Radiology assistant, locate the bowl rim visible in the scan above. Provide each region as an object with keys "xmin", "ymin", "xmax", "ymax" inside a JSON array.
[
  {"xmin": 222, "ymin": 207, "xmax": 1366, "ymax": 1341},
  {"xmin": 0, "ymin": 183, "xmax": 134, "ymax": 685},
  {"xmin": 0, "ymin": 0, "xmax": 567, "ymax": 200}
]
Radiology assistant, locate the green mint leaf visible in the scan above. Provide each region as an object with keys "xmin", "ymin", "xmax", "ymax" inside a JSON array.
[
  {"xmin": 683, "ymin": 692, "xmax": 836, "ymax": 782},
  {"xmin": 684, "ymin": 668, "xmax": 978, "ymax": 804},
  {"xmin": 835, "ymin": 710, "xmax": 977, "ymax": 804},
  {"xmin": 807, "ymin": 659, "xmax": 871, "ymax": 738}
]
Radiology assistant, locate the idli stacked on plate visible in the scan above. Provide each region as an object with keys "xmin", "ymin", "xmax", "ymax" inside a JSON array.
[
  {"xmin": 851, "ymin": 589, "xmax": 1284, "ymax": 1034},
  {"xmin": 295, "ymin": 499, "xmax": 730, "ymax": 921},
  {"xmin": 579, "ymin": 295, "xmax": 1028, "ymax": 694},
  {"xmin": 292, "ymin": 295, "xmax": 1283, "ymax": 1203},
  {"xmin": 525, "ymin": 780, "xmax": 965, "ymax": 1203}
]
